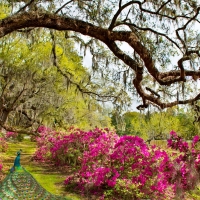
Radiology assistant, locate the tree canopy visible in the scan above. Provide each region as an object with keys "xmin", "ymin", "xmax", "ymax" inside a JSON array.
[
  {"xmin": 0, "ymin": 27, "xmax": 113, "ymax": 134},
  {"xmin": 0, "ymin": 0, "xmax": 199, "ymax": 111}
]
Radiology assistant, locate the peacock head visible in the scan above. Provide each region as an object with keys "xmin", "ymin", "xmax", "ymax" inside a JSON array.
[{"xmin": 17, "ymin": 149, "xmax": 22, "ymax": 155}]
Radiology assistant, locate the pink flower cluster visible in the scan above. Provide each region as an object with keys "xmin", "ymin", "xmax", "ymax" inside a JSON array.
[
  {"xmin": 167, "ymin": 130, "xmax": 189, "ymax": 152},
  {"xmin": 37, "ymin": 125, "xmax": 52, "ymax": 134},
  {"xmin": 0, "ymin": 163, "xmax": 2, "ymax": 171},
  {"xmin": 34, "ymin": 127, "xmax": 200, "ymax": 199},
  {"xmin": 192, "ymin": 135, "xmax": 200, "ymax": 148},
  {"xmin": 5, "ymin": 131, "xmax": 18, "ymax": 139}
]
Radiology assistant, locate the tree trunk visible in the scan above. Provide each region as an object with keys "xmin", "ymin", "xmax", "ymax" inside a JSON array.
[{"xmin": 0, "ymin": 109, "xmax": 10, "ymax": 127}]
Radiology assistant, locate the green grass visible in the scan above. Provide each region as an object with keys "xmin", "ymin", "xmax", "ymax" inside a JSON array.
[{"xmin": 4, "ymin": 139, "xmax": 36, "ymax": 156}]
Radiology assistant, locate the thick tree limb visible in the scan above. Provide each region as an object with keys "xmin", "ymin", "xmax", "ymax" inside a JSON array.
[
  {"xmin": 0, "ymin": 11, "xmax": 199, "ymax": 109},
  {"xmin": 0, "ymin": 12, "xmax": 196, "ymax": 86},
  {"xmin": 0, "ymin": 123, "xmax": 39, "ymax": 136}
]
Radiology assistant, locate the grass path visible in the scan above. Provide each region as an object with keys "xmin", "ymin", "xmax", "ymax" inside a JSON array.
[{"xmin": 0, "ymin": 139, "xmax": 82, "ymax": 200}]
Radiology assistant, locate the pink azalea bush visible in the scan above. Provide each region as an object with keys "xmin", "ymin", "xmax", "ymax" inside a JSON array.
[
  {"xmin": 34, "ymin": 126, "xmax": 118, "ymax": 167},
  {"xmin": 34, "ymin": 126, "xmax": 64, "ymax": 162},
  {"xmin": 72, "ymin": 135, "xmax": 175, "ymax": 199},
  {"xmin": 34, "ymin": 127, "xmax": 200, "ymax": 199},
  {"xmin": 167, "ymin": 131, "xmax": 200, "ymax": 194}
]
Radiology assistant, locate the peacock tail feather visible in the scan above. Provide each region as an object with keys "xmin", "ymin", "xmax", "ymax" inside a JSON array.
[{"xmin": 0, "ymin": 167, "xmax": 70, "ymax": 200}]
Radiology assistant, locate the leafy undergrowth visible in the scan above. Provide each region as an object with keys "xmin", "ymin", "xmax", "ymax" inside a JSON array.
[{"xmin": 0, "ymin": 138, "xmax": 84, "ymax": 200}]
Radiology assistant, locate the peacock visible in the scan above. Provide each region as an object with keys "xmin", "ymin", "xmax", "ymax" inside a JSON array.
[{"xmin": 0, "ymin": 150, "xmax": 70, "ymax": 200}]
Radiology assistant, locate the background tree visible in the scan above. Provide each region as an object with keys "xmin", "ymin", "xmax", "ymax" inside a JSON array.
[
  {"xmin": 111, "ymin": 111, "xmax": 141, "ymax": 136},
  {"xmin": 111, "ymin": 107, "xmax": 200, "ymax": 140},
  {"xmin": 0, "ymin": 29, "xmax": 114, "ymax": 133},
  {"xmin": 177, "ymin": 107, "xmax": 200, "ymax": 139}
]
